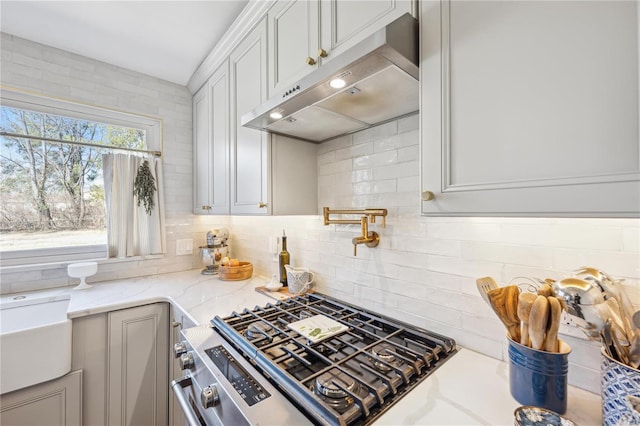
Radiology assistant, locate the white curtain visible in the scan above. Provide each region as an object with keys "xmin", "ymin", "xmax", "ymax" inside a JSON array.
[{"xmin": 103, "ymin": 153, "xmax": 166, "ymax": 258}]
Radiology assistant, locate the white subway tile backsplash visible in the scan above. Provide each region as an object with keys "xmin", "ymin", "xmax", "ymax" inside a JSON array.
[
  {"xmin": 502, "ymin": 223, "xmax": 624, "ymax": 250},
  {"xmin": 334, "ymin": 141, "xmax": 374, "ymax": 160},
  {"xmin": 623, "ymin": 227, "xmax": 640, "ymax": 252},
  {"xmin": 397, "ymin": 113, "xmax": 419, "ymax": 133},
  {"xmin": 374, "ymin": 162, "xmax": 419, "ymax": 180},
  {"xmin": 462, "ymin": 241, "xmax": 554, "ymax": 268},
  {"xmin": 353, "ymin": 150, "xmax": 398, "ymax": 169},
  {"xmin": 352, "ymin": 121, "xmax": 397, "ymax": 144}
]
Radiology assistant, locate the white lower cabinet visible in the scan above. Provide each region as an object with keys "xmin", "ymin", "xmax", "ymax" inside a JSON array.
[
  {"xmin": 0, "ymin": 370, "xmax": 83, "ymax": 426},
  {"xmin": 71, "ymin": 303, "xmax": 169, "ymax": 426}
]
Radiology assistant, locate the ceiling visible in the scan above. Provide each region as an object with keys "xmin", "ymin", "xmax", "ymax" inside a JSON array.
[{"xmin": 0, "ymin": 1, "xmax": 249, "ymax": 86}]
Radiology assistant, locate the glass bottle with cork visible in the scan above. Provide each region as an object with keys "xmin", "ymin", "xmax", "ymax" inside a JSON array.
[{"xmin": 279, "ymin": 230, "xmax": 290, "ymax": 286}]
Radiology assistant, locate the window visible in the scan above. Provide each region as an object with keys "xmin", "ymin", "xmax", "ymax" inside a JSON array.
[{"xmin": 0, "ymin": 88, "xmax": 162, "ymax": 266}]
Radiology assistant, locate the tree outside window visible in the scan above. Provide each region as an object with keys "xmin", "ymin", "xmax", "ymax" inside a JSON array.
[{"xmin": 0, "ymin": 106, "xmax": 146, "ymax": 251}]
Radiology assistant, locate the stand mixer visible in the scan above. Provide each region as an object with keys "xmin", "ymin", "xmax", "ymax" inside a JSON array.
[{"xmin": 199, "ymin": 228, "xmax": 229, "ymax": 275}]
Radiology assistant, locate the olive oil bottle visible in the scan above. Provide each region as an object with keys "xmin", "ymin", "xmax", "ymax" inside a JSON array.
[{"xmin": 279, "ymin": 230, "xmax": 290, "ymax": 286}]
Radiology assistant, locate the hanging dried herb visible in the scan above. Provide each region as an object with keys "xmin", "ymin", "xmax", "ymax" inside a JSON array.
[{"xmin": 133, "ymin": 160, "xmax": 156, "ymax": 215}]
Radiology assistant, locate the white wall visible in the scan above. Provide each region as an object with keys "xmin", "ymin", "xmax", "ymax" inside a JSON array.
[
  {"xmin": 0, "ymin": 33, "xmax": 200, "ymax": 292},
  {"xmin": 198, "ymin": 114, "xmax": 640, "ymax": 393}
]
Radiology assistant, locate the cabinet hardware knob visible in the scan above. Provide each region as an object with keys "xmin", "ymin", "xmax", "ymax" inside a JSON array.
[
  {"xmin": 172, "ymin": 320, "xmax": 182, "ymax": 328},
  {"xmin": 306, "ymin": 56, "xmax": 317, "ymax": 65},
  {"xmin": 259, "ymin": 202, "xmax": 267, "ymax": 208},
  {"xmin": 318, "ymin": 48, "xmax": 328, "ymax": 58},
  {"xmin": 422, "ymin": 191, "xmax": 435, "ymax": 201},
  {"xmin": 202, "ymin": 205, "xmax": 212, "ymax": 210}
]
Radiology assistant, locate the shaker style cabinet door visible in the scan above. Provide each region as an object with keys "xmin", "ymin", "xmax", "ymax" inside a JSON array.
[
  {"xmin": 421, "ymin": 0, "xmax": 640, "ymax": 216},
  {"xmin": 319, "ymin": 0, "xmax": 414, "ymax": 63},
  {"xmin": 268, "ymin": 0, "xmax": 320, "ymax": 98},
  {"xmin": 107, "ymin": 304, "xmax": 169, "ymax": 426},
  {"xmin": 193, "ymin": 61, "xmax": 230, "ymax": 215},
  {"xmin": 192, "ymin": 84, "xmax": 212, "ymax": 214},
  {"xmin": 0, "ymin": 370, "xmax": 82, "ymax": 425},
  {"xmin": 230, "ymin": 18, "xmax": 270, "ymax": 215}
]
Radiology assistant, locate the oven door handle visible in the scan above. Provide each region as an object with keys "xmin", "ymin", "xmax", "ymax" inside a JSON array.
[{"xmin": 171, "ymin": 376, "xmax": 204, "ymax": 426}]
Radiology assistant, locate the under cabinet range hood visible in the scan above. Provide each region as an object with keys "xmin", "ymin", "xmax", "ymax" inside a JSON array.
[{"xmin": 241, "ymin": 13, "xmax": 418, "ymax": 143}]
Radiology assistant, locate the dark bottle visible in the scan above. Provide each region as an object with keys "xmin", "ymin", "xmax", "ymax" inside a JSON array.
[{"xmin": 279, "ymin": 230, "xmax": 290, "ymax": 286}]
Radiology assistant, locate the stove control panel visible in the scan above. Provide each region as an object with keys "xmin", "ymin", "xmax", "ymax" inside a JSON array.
[{"xmin": 205, "ymin": 345, "xmax": 271, "ymax": 407}]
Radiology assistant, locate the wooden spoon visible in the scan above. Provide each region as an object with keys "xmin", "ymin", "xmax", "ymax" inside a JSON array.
[
  {"xmin": 544, "ymin": 296, "xmax": 562, "ymax": 352},
  {"xmin": 517, "ymin": 292, "xmax": 537, "ymax": 347},
  {"xmin": 529, "ymin": 295, "xmax": 549, "ymax": 350},
  {"xmin": 487, "ymin": 285, "xmax": 521, "ymax": 342},
  {"xmin": 537, "ymin": 283, "xmax": 553, "ymax": 297}
]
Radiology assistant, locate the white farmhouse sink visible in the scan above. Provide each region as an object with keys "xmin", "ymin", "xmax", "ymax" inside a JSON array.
[{"xmin": 0, "ymin": 295, "xmax": 72, "ymax": 394}]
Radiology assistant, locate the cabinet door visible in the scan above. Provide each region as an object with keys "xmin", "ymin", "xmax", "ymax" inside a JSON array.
[
  {"xmin": 421, "ymin": 0, "xmax": 639, "ymax": 216},
  {"xmin": 319, "ymin": 0, "xmax": 413, "ymax": 63},
  {"xmin": 193, "ymin": 84, "xmax": 212, "ymax": 214},
  {"xmin": 0, "ymin": 370, "xmax": 82, "ymax": 426},
  {"xmin": 107, "ymin": 304, "xmax": 169, "ymax": 426},
  {"xmin": 193, "ymin": 62, "xmax": 230, "ymax": 215},
  {"xmin": 209, "ymin": 61, "xmax": 230, "ymax": 215},
  {"xmin": 268, "ymin": 0, "xmax": 320, "ymax": 97},
  {"xmin": 230, "ymin": 18, "xmax": 270, "ymax": 215}
]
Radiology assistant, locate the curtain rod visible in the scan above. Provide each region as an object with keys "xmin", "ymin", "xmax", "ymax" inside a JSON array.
[{"xmin": 0, "ymin": 131, "xmax": 162, "ymax": 157}]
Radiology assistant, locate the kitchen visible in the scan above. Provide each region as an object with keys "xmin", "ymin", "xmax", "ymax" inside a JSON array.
[{"xmin": 0, "ymin": 0, "xmax": 638, "ymax": 425}]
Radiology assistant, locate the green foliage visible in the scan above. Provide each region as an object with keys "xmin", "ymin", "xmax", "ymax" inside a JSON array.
[{"xmin": 133, "ymin": 160, "xmax": 156, "ymax": 215}]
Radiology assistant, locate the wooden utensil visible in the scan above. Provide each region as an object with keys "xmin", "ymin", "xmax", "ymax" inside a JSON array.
[
  {"xmin": 476, "ymin": 276, "xmax": 498, "ymax": 305},
  {"xmin": 486, "ymin": 285, "xmax": 521, "ymax": 342},
  {"xmin": 544, "ymin": 296, "xmax": 562, "ymax": 352},
  {"xmin": 529, "ymin": 295, "xmax": 549, "ymax": 350},
  {"xmin": 537, "ymin": 283, "xmax": 553, "ymax": 297},
  {"xmin": 517, "ymin": 292, "xmax": 537, "ymax": 347}
]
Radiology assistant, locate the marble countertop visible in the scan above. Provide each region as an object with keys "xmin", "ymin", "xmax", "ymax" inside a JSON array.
[{"xmin": 1, "ymin": 269, "xmax": 602, "ymax": 425}]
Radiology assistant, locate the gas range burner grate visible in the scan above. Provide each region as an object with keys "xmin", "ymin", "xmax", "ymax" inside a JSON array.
[{"xmin": 211, "ymin": 293, "xmax": 457, "ymax": 426}]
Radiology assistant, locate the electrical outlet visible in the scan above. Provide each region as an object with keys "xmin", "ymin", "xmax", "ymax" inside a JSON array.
[{"xmin": 176, "ymin": 239, "xmax": 193, "ymax": 256}]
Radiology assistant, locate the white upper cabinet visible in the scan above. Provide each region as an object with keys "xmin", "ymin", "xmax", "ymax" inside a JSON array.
[
  {"xmin": 230, "ymin": 18, "xmax": 270, "ymax": 215},
  {"xmin": 193, "ymin": 60, "xmax": 230, "ymax": 215},
  {"xmin": 268, "ymin": 0, "xmax": 320, "ymax": 97},
  {"xmin": 320, "ymin": 0, "xmax": 413, "ymax": 63},
  {"xmin": 193, "ymin": 85, "xmax": 210, "ymax": 214},
  {"xmin": 267, "ymin": 0, "xmax": 414, "ymax": 97},
  {"xmin": 421, "ymin": 0, "xmax": 640, "ymax": 217}
]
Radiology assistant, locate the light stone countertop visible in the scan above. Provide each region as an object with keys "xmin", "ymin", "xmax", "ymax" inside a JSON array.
[{"xmin": 1, "ymin": 269, "xmax": 602, "ymax": 425}]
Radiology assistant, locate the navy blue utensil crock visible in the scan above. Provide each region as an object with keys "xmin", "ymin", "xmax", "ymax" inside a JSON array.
[{"xmin": 508, "ymin": 336, "xmax": 571, "ymax": 414}]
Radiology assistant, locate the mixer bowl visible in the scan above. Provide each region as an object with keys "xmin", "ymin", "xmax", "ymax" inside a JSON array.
[{"xmin": 199, "ymin": 246, "xmax": 227, "ymax": 275}]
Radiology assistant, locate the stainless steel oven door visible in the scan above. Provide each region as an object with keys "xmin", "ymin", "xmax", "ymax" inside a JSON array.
[{"xmin": 171, "ymin": 375, "xmax": 221, "ymax": 426}]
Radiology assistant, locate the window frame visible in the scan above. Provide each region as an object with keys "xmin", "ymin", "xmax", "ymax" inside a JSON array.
[{"xmin": 0, "ymin": 87, "xmax": 164, "ymax": 268}]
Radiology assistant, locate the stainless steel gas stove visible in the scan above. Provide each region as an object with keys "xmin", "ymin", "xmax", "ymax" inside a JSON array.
[{"xmin": 172, "ymin": 293, "xmax": 457, "ymax": 426}]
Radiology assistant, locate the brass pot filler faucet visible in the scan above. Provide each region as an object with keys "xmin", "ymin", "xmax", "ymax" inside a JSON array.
[{"xmin": 323, "ymin": 207, "xmax": 388, "ymax": 256}]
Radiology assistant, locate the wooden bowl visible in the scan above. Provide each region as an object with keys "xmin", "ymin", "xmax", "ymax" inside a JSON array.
[{"xmin": 218, "ymin": 261, "xmax": 253, "ymax": 281}]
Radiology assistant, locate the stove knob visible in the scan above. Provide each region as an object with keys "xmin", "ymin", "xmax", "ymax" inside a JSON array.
[
  {"xmin": 173, "ymin": 341, "xmax": 187, "ymax": 358},
  {"xmin": 179, "ymin": 352, "xmax": 195, "ymax": 370},
  {"xmin": 201, "ymin": 385, "xmax": 220, "ymax": 409}
]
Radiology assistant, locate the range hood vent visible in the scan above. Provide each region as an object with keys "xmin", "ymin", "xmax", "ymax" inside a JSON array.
[{"xmin": 241, "ymin": 14, "xmax": 418, "ymax": 143}]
